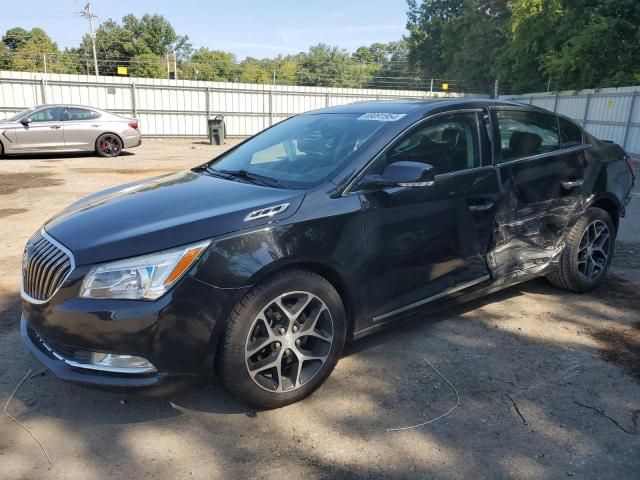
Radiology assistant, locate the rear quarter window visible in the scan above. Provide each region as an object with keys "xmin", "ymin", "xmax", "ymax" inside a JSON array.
[{"xmin": 559, "ymin": 117, "xmax": 584, "ymax": 148}]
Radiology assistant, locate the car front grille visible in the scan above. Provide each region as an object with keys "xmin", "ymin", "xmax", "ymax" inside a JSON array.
[{"xmin": 21, "ymin": 231, "xmax": 73, "ymax": 302}]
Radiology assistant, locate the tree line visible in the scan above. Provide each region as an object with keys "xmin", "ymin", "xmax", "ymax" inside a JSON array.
[
  {"xmin": 0, "ymin": 1, "xmax": 638, "ymax": 94},
  {"xmin": 406, "ymin": 0, "xmax": 640, "ymax": 93}
]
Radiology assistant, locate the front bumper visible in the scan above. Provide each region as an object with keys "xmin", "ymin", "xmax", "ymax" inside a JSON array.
[
  {"xmin": 21, "ymin": 274, "xmax": 249, "ymax": 389},
  {"xmin": 21, "ymin": 315, "xmax": 172, "ymax": 388}
]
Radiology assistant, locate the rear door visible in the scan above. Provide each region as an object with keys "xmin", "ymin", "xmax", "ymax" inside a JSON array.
[
  {"xmin": 14, "ymin": 107, "xmax": 64, "ymax": 150},
  {"xmin": 488, "ymin": 108, "xmax": 587, "ymax": 278},
  {"xmin": 62, "ymin": 107, "xmax": 102, "ymax": 150},
  {"xmin": 356, "ymin": 109, "xmax": 500, "ymax": 322}
]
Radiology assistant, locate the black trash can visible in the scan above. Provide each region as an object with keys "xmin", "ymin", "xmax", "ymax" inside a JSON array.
[{"xmin": 207, "ymin": 115, "xmax": 225, "ymax": 145}]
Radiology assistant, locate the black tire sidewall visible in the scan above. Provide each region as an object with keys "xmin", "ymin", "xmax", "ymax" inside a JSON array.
[
  {"xmin": 568, "ymin": 208, "xmax": 616, "ymax": 291},
  {"xmin": 96, "ymin": 134, "xmax": 122, "ymax": 157},
  {"xmin": 220, "ymin": 271, "xmax": 347, "ymax": 408}
]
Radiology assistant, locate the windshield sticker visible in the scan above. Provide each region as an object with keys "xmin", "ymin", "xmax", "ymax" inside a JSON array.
[{"xmin": 358, "ymin": 113, "xmax": 407, "ymax": 122}]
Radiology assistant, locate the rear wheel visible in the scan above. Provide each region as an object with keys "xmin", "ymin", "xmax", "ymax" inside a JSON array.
[
  {"xmin": 218, "ymin": 269, "xmax": 347, "ymax": 408},
  {"xmin": 95, "ymin": 133, "xmax": 123, "ymax": 157},
  {"xmin": 547, "ymin": 207, "xmax": 615, "ymax": 292}
]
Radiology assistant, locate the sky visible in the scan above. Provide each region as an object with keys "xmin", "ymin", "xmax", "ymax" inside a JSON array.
[{"xmin": 0, "ymin": 0, "xmax": 410, "ymax": 59}]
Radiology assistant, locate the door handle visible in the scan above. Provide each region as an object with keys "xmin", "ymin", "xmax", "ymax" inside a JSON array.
[
  {"xmin": 50, "ymin": 125, "xmax": 61, "ymax": 129},
  {"xmin": 468, "ymin": 201, "xmax": 494, "ymax": 212},
  {"xmin": 561, "ymin": 179, "xmax": 584, "ymax": 189}
]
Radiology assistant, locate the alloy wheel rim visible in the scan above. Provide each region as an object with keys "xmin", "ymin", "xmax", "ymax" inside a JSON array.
[
  {"xmin": 99, "ymin": 136, "xmax": 120, "ymax": 155},
  {"xmin": 577, "ymin": 220, "xmax": 610, "ymax": 282},
  {"xmin": 244, "ymin": 291, "xmax": 334, "ymax": 393}
]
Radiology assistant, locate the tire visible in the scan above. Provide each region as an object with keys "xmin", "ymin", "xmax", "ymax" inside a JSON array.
[
  {"xmin": 547, "ymin": 207, "xmax": 616, "ymax": 292},
  {"xmin": 95, "ymin": 133, "xmax": 123, "ymax": 157},
  {"xmin": 218, "ymin": 269, "xmax": 347, "ymax": 408}
]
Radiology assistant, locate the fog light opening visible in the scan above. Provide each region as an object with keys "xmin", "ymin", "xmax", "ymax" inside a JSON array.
[{"xmin": 67, "ymin": 352, "xmax": 158, "ymax": 374}]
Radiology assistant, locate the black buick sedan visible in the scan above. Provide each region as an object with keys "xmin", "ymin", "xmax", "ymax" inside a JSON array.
[{"xmin": 21, "ymin": 100, "xmax": 635, "ymax": 407}]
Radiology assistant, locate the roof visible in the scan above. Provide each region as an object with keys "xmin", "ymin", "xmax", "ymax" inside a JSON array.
[{"xmin": 307, "ymin": 98, "xmax": 533, "ymax": 115}]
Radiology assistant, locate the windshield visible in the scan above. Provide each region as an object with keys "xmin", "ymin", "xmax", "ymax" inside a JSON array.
[
  {"xmin": 207, "ymin": 113, "xmax": 388, "ymax": 189},
  {"xmin": 7, "ymin": 108, "xmax": 36, "ymax": 122}
]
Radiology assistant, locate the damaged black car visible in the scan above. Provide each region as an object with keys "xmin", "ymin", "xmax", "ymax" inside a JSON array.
[{"xmin": 20, "ymin": 100, "xmax": 635, "ymax": 408}]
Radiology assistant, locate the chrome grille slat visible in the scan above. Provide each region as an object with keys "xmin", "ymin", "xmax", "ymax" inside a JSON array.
[
  {"xmin": 21, "ymin": 231, "xmax": 74, "ymax": 303},
  {"xmin": 30, "ymin": 242, "xmax": 56, "ymax": 297},
  {"xmin": 26, "ymin": 236, "xmax": 46, "ymax": 293},
  {"xmin": 34, "ymin": 245, "xmax": 60, "ymax": 298},
  {"xmin": 45, "ymin": 255, "xmax": 70, "ymax": 299},
  {"xmin": 42, "ymin": 252, "xmax": 66, "ymax": 299}
]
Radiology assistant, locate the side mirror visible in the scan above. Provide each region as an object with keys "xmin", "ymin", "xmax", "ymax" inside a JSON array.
[
  {"xmin": 358, "ymin": 161, "xmax": 436, "ymax": 190},
  {"xmin": 21, "ymin": 117, "xmax": 33, "ymax": 125}
]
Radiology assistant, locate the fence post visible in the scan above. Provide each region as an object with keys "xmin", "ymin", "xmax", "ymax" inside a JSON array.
[
  {"xmin": 39, "ymin": 78, "xmax": 47, "ymax": 104},
  {"xmin": 130, "ymin": 83, "xmax": 137, "ymax": 118},
  {"xmin": 622, "ymin": 91, "xmax": 637, "ymax": 151},
  {"xmin": 268, "ymin": 89, "xmax": 273, "ymax": 126},
  {"xmin": 205, "ymin": 87, "xmax": 211, "ymax": 117},
  {"xmin": 553, "ymin": 92, "xmax": 559, "ymax": 112},
  {"xmin": 582, "ymin": 94, "xmax": 592, "ymax": 129},
  {"xmin": 325, "ymin": 91, "xmax": 330, "ymax": 107},
  {"xmin": 529, "ymin": 96, "xmax": 533, "ymax": 105}
]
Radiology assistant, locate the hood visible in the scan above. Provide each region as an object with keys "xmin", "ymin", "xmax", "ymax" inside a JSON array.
[{"xmin": 45, "ymin": 170, "xmax": 305, "ymax": 265}]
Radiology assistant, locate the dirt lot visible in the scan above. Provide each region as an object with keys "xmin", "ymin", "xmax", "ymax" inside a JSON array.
[{"xmin": 1, "ymin": 140, "xmax": 639, "ymax": 480}]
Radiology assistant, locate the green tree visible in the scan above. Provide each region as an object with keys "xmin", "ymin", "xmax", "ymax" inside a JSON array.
[
  {"xmin": 10, "ymin": 28, "xmax": 64, "ymax": 73},
  {"xmin": 0, "ymin": 42, "xmax": 10, "ymax": 69},
  {"xmin": 128, "ymin": 53, "xmax": 165, "ymax": 78},
  {"xmin": 181, "ymin": 48, "xmax": 239, "ymax": 81},
  {"xmin": 296, "ymin": 44, "xmax": 360, "ymax": 87},
  {"xmin": 240, "ymin": 58, "xmax": 271, "ymax": 83},
  {"xmin": 3, "ymin": 27, "xmax": 30, "ymax": 51},
  {"xmin": 406, "ymin": 0, "xmax": 465, "ymax": 79}
]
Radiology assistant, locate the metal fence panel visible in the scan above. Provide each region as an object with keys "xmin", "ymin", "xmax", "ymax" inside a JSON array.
[
  {"xmin": 502, "ymin": 86, "xmax": 640, "ymax": 154},
  {"xmin": 0, "ymin": 70, "xmax": 482, "ymax": 138}
]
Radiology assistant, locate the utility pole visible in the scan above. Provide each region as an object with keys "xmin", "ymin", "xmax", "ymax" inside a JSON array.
[
  {"xmin": 81, "ymin": 3, "xmax": 99, "ymax": 76},
  {"xmin": 173, "ymin": 49, "xmax": 178, "ymax": 80},
  {"xmin": 494, "ymin": 78, "xmax": 499, "ymax": 99},
  {"xmin": 166, "ymin": 51, "xmax": 170, "ymax": 79},
  {"xmin": 43, "ymin": 53, "xmax": 47, "ymax": 74}
]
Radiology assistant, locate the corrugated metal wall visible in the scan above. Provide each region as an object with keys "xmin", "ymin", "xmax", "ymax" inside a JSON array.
[
  {"xmin": 502, "ymin": 86, "xmax": 640, "ymax": 155},
  {"xmin": 0, "ymin": 71, "xmax": 474, "ymax": 137}
]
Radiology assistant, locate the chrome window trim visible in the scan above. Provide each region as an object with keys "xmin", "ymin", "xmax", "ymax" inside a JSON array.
[
  {"xmin": 20, "ymin": 228, "xmax": 76, "ymax": 305},
  {"xmin": 343, "ymin": 108, "xmax": 485, "ymax": 196},
  {"xmin": 433, "ymin": 164, "xmax": 495, "ymax": 181},
  {"xmin": 496, "ymin": 143, "xmax": 592, "ymax": 167},
  {"xmin": 371, "ymin": 274, "xmax": 491, "ymax": 323}
]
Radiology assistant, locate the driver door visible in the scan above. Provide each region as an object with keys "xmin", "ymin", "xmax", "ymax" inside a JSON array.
[
  {"xmin": 356, "ymin": 110, "xmax": 500, "ymax": 322},
  {"xmin": 14, "ymin": 107, "xmax": 64, "ymax": 151}
]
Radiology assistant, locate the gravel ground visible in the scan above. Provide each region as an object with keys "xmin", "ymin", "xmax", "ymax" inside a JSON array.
[{"xmin": 0, "ymin": 140, "xmax": 638, "ymax": 480}]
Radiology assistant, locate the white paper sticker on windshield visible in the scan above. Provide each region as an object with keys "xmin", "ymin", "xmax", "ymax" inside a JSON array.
[{"xmin": 358, "ymin": 113, "xmax": 406, "ymax": 122}]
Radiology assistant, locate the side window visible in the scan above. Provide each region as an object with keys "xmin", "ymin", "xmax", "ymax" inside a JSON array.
[
  {"xmin": 29, "ymin": 107, "xmax": 62, "ymax": 122},
  {"xmin": 496, "ymin": 110, "xmax": 559, "ymax": 162},
  {"xmin": 63, "ymin": 108, "xmax": 101, "ymax": 121},
  {"xmin": 559, "ymin": 117, "xmax": 584, "ymax": 148},
  {"xmin": 382, "ymin": 113, "xmax": 481, "ymax": 175}
]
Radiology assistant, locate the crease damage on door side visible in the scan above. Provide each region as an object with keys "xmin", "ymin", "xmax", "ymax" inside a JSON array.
[{"xmin": 486, "ymin": 183, "xmax": 588, "ymax": 283}]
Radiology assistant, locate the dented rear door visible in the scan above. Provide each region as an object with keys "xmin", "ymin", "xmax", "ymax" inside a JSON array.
[{"xmin": 488, "ymin": 108, "xmax": 587, "ymax": 279}]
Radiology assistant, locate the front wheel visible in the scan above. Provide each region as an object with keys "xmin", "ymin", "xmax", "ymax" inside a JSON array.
[
  {"xmin": 547, "ymin": 207, "xmax": 615, "ymax": 292},
  {"xmin": 218, "ymin": 269, "xmax": 347, "ymax": 408},
  {"xmin": 96, "ymin": 133, "xmax": 123, "ymax": 157}
]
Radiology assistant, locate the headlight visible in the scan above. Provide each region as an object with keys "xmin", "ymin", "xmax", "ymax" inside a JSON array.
[{"xmin": 80, "ymin": 240, "xmax": 210, "ymax": 300}]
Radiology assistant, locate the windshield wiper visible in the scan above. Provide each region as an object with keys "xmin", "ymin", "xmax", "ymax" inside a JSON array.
[{"xmin": 211, "ymin": 168, "xmax": 284, "ymax": 188}]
